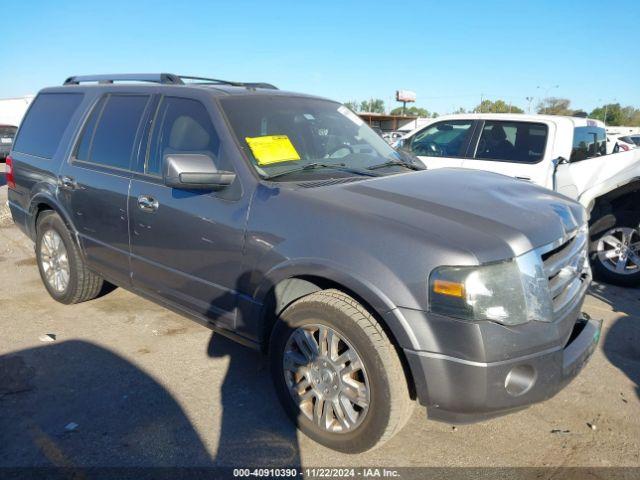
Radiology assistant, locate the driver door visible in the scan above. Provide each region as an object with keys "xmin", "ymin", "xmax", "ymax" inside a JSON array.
[{"xmin": 401, "ymin": 120, "xmax": 476, "ymax": 169}]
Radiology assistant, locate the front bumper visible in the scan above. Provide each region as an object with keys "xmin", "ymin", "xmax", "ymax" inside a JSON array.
[{"xmin": 403, "ymin": 313, "xmax": 601, "ymax": 424}]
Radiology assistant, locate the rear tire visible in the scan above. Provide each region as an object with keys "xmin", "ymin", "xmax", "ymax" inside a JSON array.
[
  {"xmin": 590, "ymin": 210, "xmax": 640, "ymax": 287},
  {"xmin": 36, "ymin": 211, "xmax": 104, "ymax": 304},
  {"xmin": 269, "ymin": 289, "xmax": 414, "ymax": 453}
]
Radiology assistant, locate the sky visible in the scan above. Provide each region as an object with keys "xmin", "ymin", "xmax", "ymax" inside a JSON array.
[{"xmin": 2, "ymin": 0, "xmax": 639, "ymax": 115}]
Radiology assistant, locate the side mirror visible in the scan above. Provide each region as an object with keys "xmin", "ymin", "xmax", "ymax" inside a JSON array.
[{"xmin": 164, "ymin": 154, "xmax": 236, "ymax": 190}]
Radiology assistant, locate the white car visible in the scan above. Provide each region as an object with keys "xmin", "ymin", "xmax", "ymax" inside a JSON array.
[
  {"xmin": 617, "ymin": 135, "xmax": 639, "ymax": 151},
  {"xmin": 398, "ymin": 114, "xmax": 640, "ymax": 286}
]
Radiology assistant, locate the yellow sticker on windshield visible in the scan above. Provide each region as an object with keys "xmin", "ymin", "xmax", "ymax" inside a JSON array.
[{"xmin": 245, "ymin": 135, "xmax": 301, "ymax": 166}]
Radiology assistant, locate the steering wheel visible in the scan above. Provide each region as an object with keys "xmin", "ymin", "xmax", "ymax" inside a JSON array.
[
  {"xmin": 416, "ymin": 141, "xmax": 443, "ymax": 157},
  {"xmin": 326, "ymin": 144, "xmax": 354, "ymax": 158}
]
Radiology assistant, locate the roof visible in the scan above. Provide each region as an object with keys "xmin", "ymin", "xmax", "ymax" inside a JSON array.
[
  {"xmin": 430, "ymin": 112, "xmax": 605, "ymax": 128},
  {"xmin": 48, "ymin": 73, "xmax": 329, "ymax": 101}
]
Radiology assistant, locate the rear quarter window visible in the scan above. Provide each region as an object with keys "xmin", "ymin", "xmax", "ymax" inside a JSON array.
[
  {"xmin": 571, "ymin": 126, "xmax": 606, "ymax": 162},
  {"xmin": 12, "ymin": 93, "xmax": 84, "ymax": 159}
]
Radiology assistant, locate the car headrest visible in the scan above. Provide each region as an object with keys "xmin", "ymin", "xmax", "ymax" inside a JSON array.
[
  {"xmin": 169, "ymin": 116, "xmax": 210, "ymax": 151},
  {"xmin": 489, "ymin": 125, "xmax": 507, "ymax": 142}
]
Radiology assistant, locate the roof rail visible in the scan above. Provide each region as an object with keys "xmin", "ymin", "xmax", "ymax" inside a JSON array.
[
  {"xmin": 63, "ymin": 73, "xmax": 184, "ymax": 85},
  {"xmin": 178, "ymin": 75, "xmax": 278, "ymax": 90},
  {"xmin": 63, "ymin": 73, "xmax": 278, "ymax": 90}
]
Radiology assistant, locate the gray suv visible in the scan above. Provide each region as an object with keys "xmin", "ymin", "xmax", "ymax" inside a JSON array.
[{"xmin": 7, "ymin": 74, "xmax": 601, "ymax": 453}]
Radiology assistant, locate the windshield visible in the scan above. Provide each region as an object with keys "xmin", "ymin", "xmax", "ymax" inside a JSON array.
[{"xmin": 220, "ymin": 96, "xmax": 411, "ymax": 181}]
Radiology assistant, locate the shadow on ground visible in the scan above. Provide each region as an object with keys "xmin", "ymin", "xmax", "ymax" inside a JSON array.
[
  {"xmin": 0, "ymin": 340, "xmax": 213, "ymax": 467},
  {"xmin": 590, "ymin": 283, "xmax": 640, "ymax": 401},
  {"xmin": 0, "ymin": 337, "xmax": 300, "ymax": 469}
]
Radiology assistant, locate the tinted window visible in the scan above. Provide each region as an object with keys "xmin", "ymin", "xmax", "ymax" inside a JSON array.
[
  {"xmin": 147, "ymin": 97, "xmax": 221, "ymax": 176},
  {"xmin": 76, "ymin": 94, "xmax": 149, "ymax": 170},
  {"xmin": 13, "ymin": 93, "xmax": 83, "ymax": 158},
  {"xmin": 473, "ymin": 121, "xmax": 547, "ymax": 163},
  {"xmin": 409, "ymin": 120, "xmax": 473, "ymax": 157},
  {"xmin": 571, "ymin": 127, "xmax": 606, "ymax": 162},
  {"xmin": 75, "ymin": 97, "xmax": 106, "ymax": 161}
]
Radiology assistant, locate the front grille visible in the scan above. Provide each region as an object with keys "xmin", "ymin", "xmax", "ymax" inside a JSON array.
[{"xmin": 541, "ymin": 227, "xmax": 590, "ymax": 318}]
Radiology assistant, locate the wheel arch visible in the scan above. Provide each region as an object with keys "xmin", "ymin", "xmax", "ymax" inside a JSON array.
[
  {"xmin": 29, "ymin": 193, "xmax": 77, "ymax": 239},
  {"xmin": 256, "ymin": 269, "xmax": 418, "ymax": 399}
]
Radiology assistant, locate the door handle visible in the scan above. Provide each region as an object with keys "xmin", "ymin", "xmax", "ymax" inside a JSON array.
[
  {"xmin": 137, "ymin": 195, "xmax": 159, "ymax": 213},
  {"xmin": 59, "ymin": 175, "xmax": 77, "ymax": 190}
]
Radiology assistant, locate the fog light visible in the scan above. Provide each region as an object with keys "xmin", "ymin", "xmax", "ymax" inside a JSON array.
[{"xmin": 505, "ymin": 365, "xmax": 536, "ymax": 396}]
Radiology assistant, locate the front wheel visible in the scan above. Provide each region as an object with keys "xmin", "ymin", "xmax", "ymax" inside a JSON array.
[
  {"xmin": 590, "ymin": 211, "xmax": 640, "ymax": 287},
  {"xmin": 269, "ymin": 289, "xmax": 414, "ymax": 453}
]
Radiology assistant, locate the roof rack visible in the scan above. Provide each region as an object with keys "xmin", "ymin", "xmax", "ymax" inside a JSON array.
[
  {"xmin": 63, "ymin": 73, "xmax": 278, "ymax": 89},
  {"xmin": 63, "ymin": 73, "xmax": 184, "ymax": 85}
]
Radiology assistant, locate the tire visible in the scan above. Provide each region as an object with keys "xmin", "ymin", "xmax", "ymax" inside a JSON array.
[
  {"xmin": 590, "ymin": 210, "xmax": 640, "ymax": 287},
  {"xmin": 35, "ymin": 211, "xmax": 104, "ymax": 304},
  {"xmin": 269, "ymin": 289, "xmax": 414, "ymax": 453}
]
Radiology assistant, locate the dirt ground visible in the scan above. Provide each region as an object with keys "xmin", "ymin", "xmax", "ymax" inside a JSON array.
[{"xmin": 0, "ymin": 178, "xmax": 638, "ymax": 472}]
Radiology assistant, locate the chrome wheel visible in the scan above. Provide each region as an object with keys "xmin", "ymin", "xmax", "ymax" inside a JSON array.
[
  {"xmin": 283, "ymin": 324, "xmax": 370, "ymax": 433},
  {"xmin": 40, "ymin": 229, "xmax": 70, "ymax": 293},
  {"xmin": 596, "ymin": 227, "xmax": 640, "ymax": 275}
]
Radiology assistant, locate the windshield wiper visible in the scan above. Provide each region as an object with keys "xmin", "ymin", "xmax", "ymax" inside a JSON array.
[
  {"xmin": 263, "ymin": 162, "xmax": 379, "ymax": 180},
  {"xmin": 367, "ymin": 159, "xmax": 424, "ymax": 171}
]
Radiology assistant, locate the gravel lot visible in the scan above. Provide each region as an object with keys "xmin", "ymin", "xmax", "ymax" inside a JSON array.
[{"xmin": 0, "ymin": 177, "xmax": 638, "ymax": 471}]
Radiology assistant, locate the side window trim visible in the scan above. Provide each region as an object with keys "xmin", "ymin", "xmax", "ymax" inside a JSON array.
[{"xmin": 70, "ymin": 93, "xmax": 152, "ymax": 173}]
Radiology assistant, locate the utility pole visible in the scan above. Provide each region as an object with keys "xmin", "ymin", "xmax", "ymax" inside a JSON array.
[
  {"xmin": 526, "ymin": 96, "xmax": 534, "ymax": 114},
  {"xmin": 479, "ymin": 93, "xmax": 484, "ymax": 113}
]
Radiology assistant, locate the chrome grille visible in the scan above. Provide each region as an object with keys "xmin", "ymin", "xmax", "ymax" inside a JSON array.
[{"xmin": 541, "ymin": 226, "xmax": 591, "ymax": 318}]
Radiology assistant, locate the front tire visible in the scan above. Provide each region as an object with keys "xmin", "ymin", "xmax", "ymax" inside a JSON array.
[
  {"xmin": 36, "ymin": 211, "xmax": 104, "ymax": 304},
  {"xmin": 269, "ymin": 289, "xmax": 414, "ymax": 453},
  {"xmin": 590, "ymin": 210, "xmax": 640, "ymax": 287}
]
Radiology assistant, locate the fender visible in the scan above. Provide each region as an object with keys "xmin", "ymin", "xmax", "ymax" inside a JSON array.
[
  {"xmin": 253, "ymin": 257, "xmax": 420, "ymax": 350},
  {"xmin": 580, "ymin": 175, "xmax": 640, "ymax": 216},
  {"xmin": 28, "ymin": 190, "xmax": 79, "ymax": 243}
]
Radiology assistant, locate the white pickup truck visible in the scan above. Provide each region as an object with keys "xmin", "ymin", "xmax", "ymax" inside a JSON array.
[{"xmin": 398, "ymin": 114, "xmax": 640, "ymax": 286}]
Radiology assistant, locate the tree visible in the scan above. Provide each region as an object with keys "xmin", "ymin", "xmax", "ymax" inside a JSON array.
[
  {"xmin": 473, "ymin": 99, "xmax": 524, "ymax": 114},
  {"xmin": 590, "ymin": 104, "xmax": 640, "ymax": 126},
  {"xmin": 389, "ymin": 106, "xmax": 430, "ymax": 117},
  {"xmin": 343, "ymin": 100, "xmax": 359, "ymax": 112},
  {"xmin": 537, "ymin": 97, "xmax": 574, "ymax": 116},
  {"xmin": 453, "ymin": 107, "xmax": 467, "ymax": 114},
  {"xmin": 359, "ymin": 99, "xmax": 385, "ymax": 114}
]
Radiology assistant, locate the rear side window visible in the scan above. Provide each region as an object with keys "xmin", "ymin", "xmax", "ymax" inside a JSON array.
[
  {"xmin": 146, "ymin": 97, "xmax": 221, "ymax": 176},
  {"xmin": 571, "ymin": 127, "xmax": 606, "ymax": 162},
  {"xmin": 409, "ymin": 120, "xmax": 473, "ymax": 157},
  {"xmin": 473, "ymin": 121, "xmax": 547, "ymax": 163},
  {"xmin": 75, "ymin": 94, "xmax": 149, "ymax": 170},
  {"xmin": 13, "ymin": 93, "xmax": 83, "ymax": 158}
]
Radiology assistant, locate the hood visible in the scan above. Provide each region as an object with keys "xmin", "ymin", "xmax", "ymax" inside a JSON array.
[{"xmin": 315, "ymin": 169, "xmax": 587, "ymax": 264}]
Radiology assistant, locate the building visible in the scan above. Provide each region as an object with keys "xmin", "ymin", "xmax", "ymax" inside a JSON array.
[
  {"xmin": 0, "ymin": 96, "xmax": 35, "ymax": 127},
  {"xmin": 357, "ymin": 112, "xmax": 425, "ymax": 133}
]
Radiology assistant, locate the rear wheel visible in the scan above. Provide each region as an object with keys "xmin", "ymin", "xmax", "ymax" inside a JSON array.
[
  {"xmin": 36, "ymin": 211, "xmax": 104, "ymax": 304},
  {"xmin": 590, "ymin": 211, "xmax": 640, "ymax": 287},
  {"xmin": 269, "ymin": 289, "xmax": 414, "ymax": 453}
]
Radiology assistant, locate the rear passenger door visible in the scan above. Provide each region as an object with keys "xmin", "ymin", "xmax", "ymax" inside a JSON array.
[
  {"xmin": 128, "ymin": 95, "xmax": 247, "ymax": 330},
  {"xmin": 401, "ymin": 120, "xmax": 475, "ymax": 169},
  {"xmin": 58, "ymin": 93, "xmax": 153, "ymax": 285},
  {"xmin": 462, "ymin": 120, "xmax": 552, "ymax": 187}
]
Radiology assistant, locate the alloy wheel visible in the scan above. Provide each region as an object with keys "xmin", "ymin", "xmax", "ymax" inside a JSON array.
[
  {"xmin": 40, "ymin": 229, "xmax": 70, "ymax": 293},
  {"xmin": 282, "ymin": 324, "xmax": 370, "ymax": 433},
  {"xmin": 596, "ymin": 227, "xmax": 640, "ymax": 275}
]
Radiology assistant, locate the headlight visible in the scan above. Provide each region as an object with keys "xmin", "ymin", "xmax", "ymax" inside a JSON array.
[{"xmin": 429, "ymin": 250, "xmax": 553, "ymax": 326}]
